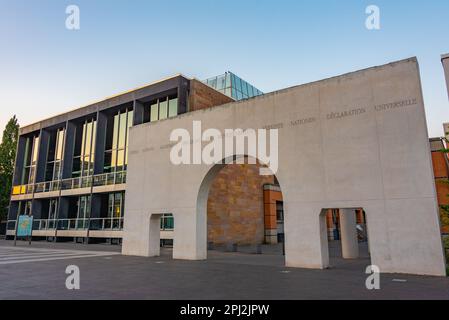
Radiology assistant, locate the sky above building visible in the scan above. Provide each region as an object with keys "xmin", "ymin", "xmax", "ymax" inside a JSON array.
[{"xmin": 0, "ymin": 0, "xmax": 448, "ymax": 138}]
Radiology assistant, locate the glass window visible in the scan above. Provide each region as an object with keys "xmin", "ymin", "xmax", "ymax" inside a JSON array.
[
  {"xmin": 84, "ymin": 121, "xmax": 92, "ymax": 157},
  {"xmin": 23, "ymin": 138, "xmax": 32, "ymax": 167},
  {"xmin": 159, "ymin": 99, "xmax": 168, "ymax": 120},
  {"xmin": 28, "ymin": 167, "xmax": 36, "ymax": 184},
  {"xmin": 126, "ymin": 109, "xmax": 133, "ymax": 148},
  {"xmin": 56, "ymin": 129, "xmax": 65, "ymax": 161},
  {"xmin": 217, "ymin": 75, "xmax": 226, "ymax": 90},
  {"xmin": 116, "ymin": 150, "xmax": 125, "ymax": 171},
  {"xmin": 49, "ymin": 199, "xmax": 58, "ymax": 220},
  {"xmin": 32, "ymin": 136, "xmax": 39, "ymax": 165},
  {"xmin": 72, "ymin": 157, "xmax": 81, "ymax": 177},
  {"xmin": 118, "ymin": 112, "xmax": 127, "ymax": 149},
  {"xmin": 103, "ymin": 151, "xmax": 113, "ymax": 172},
  {"xmin": 235, "ymin": 76, "xmax": 242, "ymax": 93},
  {"xmin": 112, "ymin": 115, "xmax": 119, "ymax": 151},
  {"xmin": 150, "ymin": 102, "xmax": 159, "ymax": 122},
  {"xmin": 231, "ymin": 88, "xmax": 237, "ymax": 100},
  {"xmin": 91, "ymin": 121, "xmax": 97, "ymax": 158},
  {"xmin": 160, "ymin": 213, "xmax": 174, "ymax": 230},
  {"xmin": 237, "ymin": 91, "xmax": 243, "ymax": 100},
  {"xmin": 276, "ymin": 201, "xmax": 284, "ymax": 222},
  {"xmin": 168, "ymin": 98, "xmax": 178, "ymax": 118},
  {"xmin": 225, "ymin": 73, "xmax": 231, "ymax": 88},
  {"xmin": 53, "ymin": 162, "xmax": 61, "ymax": 180},
  {"xmin": 248, "ymin": 85, "xmax": 254, "ymax": 97},
  {"xmin": 241, "ymin": 81, "xmax": 248, "ymax": 96}
]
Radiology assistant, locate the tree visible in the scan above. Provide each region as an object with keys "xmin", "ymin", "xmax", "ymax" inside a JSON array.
[{"xmin": 0, "ymin": 116, "xmax": 19, "ymax": 221}]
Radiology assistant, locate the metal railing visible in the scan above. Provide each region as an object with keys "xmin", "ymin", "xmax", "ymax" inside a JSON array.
[
  {"xmin": 57, "ymin": 218, "xmax": 89, "ymax": 230},
  {"xmin": 8, "ymin": 217, "xmax": 125, "ymax": 232},
  {"xmin": 89, "ymin": 218, "xmax": 124, "ymax": 231},
  {"xmin": 61, "ymin": 176, "xmax": 92, "ymax": 190},
  {"xmin": 93, "ymin": 171, "xmax": 127, "ymax": 187},
  {"xmin": 13, "ymin": 171, "xmax": 127, "ymax": 195},
  {"xmin": 7, "ymin": 220, "xmax": 16, "ymax": 230},
  {"xmin": 34, "ymin": 181, "xmax": 61, "ymax": 193},
  {"xmin": 33, "ymin": 219, "xmax": 57, "ymax": 230}
]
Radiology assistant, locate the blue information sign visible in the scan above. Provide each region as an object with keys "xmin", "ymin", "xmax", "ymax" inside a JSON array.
[{"xmin": 17, "ymin": 215, "xmax": 33, "ymax": 237}]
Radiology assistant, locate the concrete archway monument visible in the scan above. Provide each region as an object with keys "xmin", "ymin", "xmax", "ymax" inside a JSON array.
[{"xmin": 122, "ymin": 58, "xmax": 447, "ymax": 276}]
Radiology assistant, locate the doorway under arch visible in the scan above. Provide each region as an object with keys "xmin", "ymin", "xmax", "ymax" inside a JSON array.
[{"xmin": 196, "ymin": 156, "xmax": 285, "ymax": 256}]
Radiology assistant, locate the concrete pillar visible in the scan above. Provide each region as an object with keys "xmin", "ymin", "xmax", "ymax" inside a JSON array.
[
  {"xmin": 133, "ymin": 100, "xmax": 145, "ymax": 125},
  {"xmin": 284, "ymin": 203, "xmax": 329, "ymax": 269},
  {"xmin": 62, "ymin": 121, "xmax": 76, "ymax": 179},
  {"xmin": 148, "ymin": 214, "xmax": 162, "ymax": 257},
  {"xmin": 340, "ymin": 209, "xmax": 359, "ymax": 259},
  {"xmin": 12, "ymin": 136, "xmax": 27, "ymax": 185},
  {"xmin": 35, "ymin": 129, "xmax": 50, "ymax": 183},
  {"xmin": 93, "ymin": 112, "xmax": 107, "ymax": 175},
  {"xmin": 173, "ymin": 207, "xmax": 207, "ymax": 260}
]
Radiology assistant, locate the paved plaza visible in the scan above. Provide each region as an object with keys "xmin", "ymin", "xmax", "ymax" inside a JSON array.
[{"xmin": 0, "ymin": 240, "xmax": 448, "ymax": 300}]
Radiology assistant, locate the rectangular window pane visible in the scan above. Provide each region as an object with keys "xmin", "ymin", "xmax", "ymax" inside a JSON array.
[
  {"xmin": 241, "ymin": 81, "xmax": 248, "ymax": 96},
  {"xmin": 28, "ymin": 166, "xmax": 36, "ymax": 184},
  {"xmin": 53, "ymin": 162, "xmax": 61, "ymax": 180},
  {"xmin": 91, "ymin": 121, "xmax": 96, "ymax": 157},
  {"xmin": 46, "ymin": 163, "xmax": 54, "ymax": 181},
  {"xmin": 118, "ymin": 112, "xmax": 127, "ymax": 149},
  {"xmin": 108, "ymin": 194, "xmax": 113, "ymax": 218},
  {"xmin": 111, "ymin": 150, "xmax": 117, "ymax": 171},
  {"xmin": 217, "ymin": 75, "xmax": 226, "ymax": 90},
  {"xmin": 150, "ymin": 103, "xmax": 158, "ymax": 122},
  {"xmin": 168, "ymin": 98, "xmax": 178, "ymax": 118},
  {"xmin": 112, "ymin": 114, "xmax": 119, "ymax": 150},
  {"xmin": 84, "ymin": 121, "xmax": 92, "ymax": 157},
  {"xmin": 116, "ymin": 150, "xmax": 125, "ymax": 171},
  {"xmin": 32, "ymin": 136, "xmax": 39, "ymax": 165},
  {"xmin": 225, "ymin": 73, "xmax": 231, "ymax": 88},
  {"xmin": 72, "ymin": 157, "xmax": 81, "ymax": 177},
  {"xmin": 235, "ymin": 76, "xmax": 242, "ymax": 93},
  {"xmin": 56, "ymin": 129, "xmax": 65, "ymax": 161},
  {"xmin": 124, "ymin": 147, "xmax": 129, "ymax": 168},
  {"xmin": 24, "ymin": 138, "xmax": 32, "ymax": 167},
  {"xmin": 126, "ymin": 109, "xmax": 133, "ymax": 149},
  {"xmin": 103, "ymin": 151, "xmax": 112, "ymax": 173},
  {"xmin": 159, "ymin": 99, "xmax": 168, "ymax": 120},
  {"xmin": 80, "ymin": 122, "xmax": 88, "ymax": 157}
]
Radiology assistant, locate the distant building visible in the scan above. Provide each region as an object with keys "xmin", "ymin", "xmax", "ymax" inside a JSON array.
[
  {"xmin": 442, "ymin": 54, "xmax": 449, "ymax": 100},
  {"xmin": 430, "ymin": 136, "xmax": 449, "ymax": 234},
  {"xmin": 203, "ymin": 72, "xmax": 263, "ymax": 100}
]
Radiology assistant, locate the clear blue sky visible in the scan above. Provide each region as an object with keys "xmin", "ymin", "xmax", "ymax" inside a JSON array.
[{"xmin": 0, "ymin": 0, "xmax": 448, "ymax": 137}]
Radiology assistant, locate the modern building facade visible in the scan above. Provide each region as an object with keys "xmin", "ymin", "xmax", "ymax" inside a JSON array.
[
  {"xmin": 6, "ymin": 75, "xmax": 236, "ymax": 242},
  {"xmin": 5, "ymin": 59, "xmax": 448, "ymax": 276},
  {"xmin": 6, "ymin": 73, "xmax": 283, "ymax": 245}
]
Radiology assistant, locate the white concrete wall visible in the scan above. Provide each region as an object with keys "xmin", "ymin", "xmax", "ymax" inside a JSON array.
[{"xmin": 123, "ymin": 57, "xmax": 446, "ymax": 276}]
